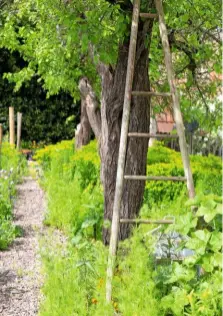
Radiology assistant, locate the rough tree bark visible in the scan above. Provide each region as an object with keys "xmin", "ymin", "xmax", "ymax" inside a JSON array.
[
  {"xmin": 76, "ymin": 14, "xmax": 154, "ymax": 244},
  {"xmin": 75, "ymin": 95, "xmax": 91, "ymax": 149},
  {"xmin": 75, "ymin": 78, "xmax": 101, "ymax": 148},
  {"xmin": 100, "ymin": 18, "xmax": 154, "ymax": 243}
]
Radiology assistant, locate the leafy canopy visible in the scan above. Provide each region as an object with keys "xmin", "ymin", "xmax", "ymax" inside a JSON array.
[
  {"xmin": 0, "ymin": 0, "xmax": 221, "ymax": 130},
  {"xmin": 0, "ymin": 0, "xmax": 128, "ymax": 97}
]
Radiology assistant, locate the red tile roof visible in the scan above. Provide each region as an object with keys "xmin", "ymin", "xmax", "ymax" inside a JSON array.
[{"xmin": 156, "ymin": 111, "xmax": 174, "ymax": 133}]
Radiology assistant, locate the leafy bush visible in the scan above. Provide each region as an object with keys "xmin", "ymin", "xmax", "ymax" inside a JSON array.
[
  {"xmin": 191, "ymin": 154, "xmax": 222, "ymax": 196},
  {"xmin": 36, "ymin": 140, "xmax": 102, "ymax": 238},
  {"xmin": 0, "ymin": 143, "xmax": 27, "ymax": 249},
  {"xmin": 39, "ymin": 235, "xmax": 112, "ymax": 316},
  {"xmin": 156, "ymin": 194, "xmax": 222, "ymax": 315},
  {"xmin": 39, "ymin": 194, "xmax": 222, "ymax": 315},
  {"xmin": 33, "ymin": 140, "xmax": 75, "ymax": 171},
  {"xmin": 36, "ymin": 140, "xmax": 222, "ymax": 315},
  {"xmin": 145, "ymin": 142, "xmax": 222, "ymax": 207},
  {"xmin": 71, "ymin": 140, "xmax": 100, "ymax": 189}
]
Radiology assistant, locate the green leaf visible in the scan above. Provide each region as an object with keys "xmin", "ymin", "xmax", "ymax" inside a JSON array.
[
  {"xmin": 208, "ymin": 231, "xmax": 222, "ymax": 252},
  {"xmin": 161, "ymin": 288, "xmax": 188, "ymax": 315},
  {"xmin": 181, "ymin": 13, "xmax": 189, "ymax": 22},
  {"xmin": 81, "ymin": 34, "xmax": 89, "ymax": 53},
  {"xmin": 71, "ymin": 234, "xmax": 82, "ymax": 245},
  {"xmin": 186, "ymin": 230, "xmax": 211, "ymax": 255},
  {"xmin": 165, "ymin": 263, "xmax": 195, "ymax": 284},
  {"xmin": 215, "ymin": 203, "xmax": 222, "ymax": 214},
  {"xmin": 202, "ymin": 252, "xmax": 222, "ymax": 272},
  {"xmin": 212, "ymin": 252, "xmax": 222, "ymax": 268},
  {"xmin": 202, "ymin": 254, "xmax": 213, "ymax": 272},
  {"xmin": 196, "ymin": 205, "xmax": 208, "ymax": 216},
  {"xmin": 196, "ymin": 202, "xmax": 222, "ymax": 223},
  {"xmin": 194, "ymin": 230, "xmax": 211, "ymax": 243},
  {"xmin": 185, "ymin": 195, "xmax": 201, "ymax": 207},
  {"xmin": 85, "ymin": 260, "xmax": 96, "ymax": 273},
  {"xmin": 214, "ymin": 62, "xmax": 221, "ymax": 74},
  {"xmin": 81, "ymin": 218, "xmax": 97, "ymax": 229},
  {"xmin": 203, "ymin": 199, "xmax": 217, "ymax": 209},
  {"xmin": 174, "ymin": 213, "xmax": 197, "ymax": 235}
]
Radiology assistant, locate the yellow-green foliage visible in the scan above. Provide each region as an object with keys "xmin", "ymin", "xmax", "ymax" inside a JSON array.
[
  {"xmin": 72, "ymin": 140, "xmax": 100, "ymax": 166},
  {"xmin": 1, "ymin": 143, "xmax": 26, "ymax": 172},
  {"xmin": 34, "ymin": 140, "xmax": 74, "ymax": 169},
  {"xmin": 40, "ymin": 234, "xmax": 112, "ymax": 316},
  {"xmin": 37, "ymin": 140, "xmax": 102, "ymax": 237},
  {"xmin": 71, "ymin": 141, "xmax": 100, "ymax": 189},
  {"xmin": 145, "ymin": 142, "xmax": 222, "ymax": 206},
  {"xmin": 37, "ymin": 140, "xmax": 222, "ymax": 316},
  {"xmin": 0, "ymin": 143, "xmax": 27, "ymax": 249}
]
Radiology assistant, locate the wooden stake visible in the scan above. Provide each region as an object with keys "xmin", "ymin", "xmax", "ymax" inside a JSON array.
[
  {"xmin": 16, "ymin": 112, "xmax": 22, "ymax": 150},
  {"xmin": 0, "ymin": 124, "xmax": 2, "ymax": 170},
  {"xmin": 9, "ymin": 107, "xmax": 15, "ymax": 146},
  {"xmin": 106, "ymin": 0, "xmax": 141, "ymax": 303},
  {"xmin": 189, "ymin": 133, "xmax": 193, "ymax": 155},
  {"xmin": 0, "ymin": 124, "xmax": 3, "ymax": 146},
  {"xmin": 155, "ymin": 0, "xmax": 195, "ymax": 199}
]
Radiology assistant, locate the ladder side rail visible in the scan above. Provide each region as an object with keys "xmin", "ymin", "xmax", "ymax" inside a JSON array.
[
  {"xmin": 106, "ymin": 0, "xmax": 141, "ymax": 303},
  {"xmin": 120, "ymin": 219, "xmax": 174, "ymax": 224},
  {"xmin": 155, "ymin": 0, "xmax": 195, "ymax": 199}
]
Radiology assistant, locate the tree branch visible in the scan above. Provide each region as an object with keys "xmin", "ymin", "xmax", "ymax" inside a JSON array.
[{"xmin": 78, "ymin": 77, "xmax": 101, "ymax": 140}]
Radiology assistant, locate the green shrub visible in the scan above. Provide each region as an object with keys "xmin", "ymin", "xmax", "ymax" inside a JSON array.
[
  {"xmin": 44, "ymin": 177, "xmax": 103, "ymax": 238},
  {"xmin": 33, "ymin": 140, "xmax": 74, "ymax": 171},
  {"xmin": 0, "ymin": 218, "xmax": 15, "ymax": 249},
  {"xmin": 0, "ymin": 143, "xmax": 27, "ymax": 249},
  {"xmin": 38, "ymin": 140, "xmax": 103, "ymax": 238},
  {"xmin": 157, "ymin": 194, "xmax": 222, "ymax": 316},
  {"xmin": 39, "ymin": 234, "xmax": 112, "ymax": 316},
  {"xmin": 144, "ymin": 142, "xmax": 222, "ymax": 208},
  {"xmin": 191, "ymin": 154, "xmax": 222, "ymax": 196},
  {"xmin": 37, "ymin": 140, "xmax": 222, "ymax": 315},
  {"xmin": 71, "ymin": 140, "xmax": 100, "ymax": 189}
]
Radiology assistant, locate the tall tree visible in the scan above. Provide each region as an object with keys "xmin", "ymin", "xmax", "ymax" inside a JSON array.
[{"xmin": 0, "ymin": 0, "xmax": 221, "ymax": 243}]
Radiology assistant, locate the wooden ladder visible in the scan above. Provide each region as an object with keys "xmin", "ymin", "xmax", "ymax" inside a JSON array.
[{"xmin": 106, "ymin": 0, "xmax": 195, "ymax": 302}]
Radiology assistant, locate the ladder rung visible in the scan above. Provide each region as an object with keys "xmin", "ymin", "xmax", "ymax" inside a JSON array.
[
  {"xmin": 156, "ymin": 257, "xmax": 184, "ymax": 262},
  {"xmin": 128, "ymin": 133, "xmax": 178, "ymax": 139},
  {"xmin": 124, "ymin": 175, "xmax": 187, "ymax": 181},
  {"xmin": 132, "ymin": 91, "xmax": 172, "ymax": 97},
  {"xmin": 140, "ymin": 13, "xmax": 158, "ymax": 19},
  {"xmin": 120, "ymin": 219, "xmax": 174, "ymax": 224}
]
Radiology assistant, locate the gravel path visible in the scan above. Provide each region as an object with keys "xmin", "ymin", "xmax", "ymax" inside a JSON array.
[{"xmin": 0, "ymin": 176, "xmax": 45, "ymax": 316}]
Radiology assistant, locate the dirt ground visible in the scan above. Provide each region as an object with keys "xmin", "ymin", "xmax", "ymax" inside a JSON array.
[{"xmin": 0, "ymin": 177, "xmax": 45, "ymax": 316}]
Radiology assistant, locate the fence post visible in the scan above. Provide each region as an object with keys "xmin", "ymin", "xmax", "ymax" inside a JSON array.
[
  {"xmin": 9, "ymin": 107, "xmax": 15, "ymax": 146},
  {"xmin": 0, "ymin": 123, "xmax": 2, "ymax": 169},
  {"xmin": 16, "ymin": 112, "xmax": 22, "ymax": 150},
  {"xmin": 0, "ymin": 124, "xmax": 2, "ymax": 146}
]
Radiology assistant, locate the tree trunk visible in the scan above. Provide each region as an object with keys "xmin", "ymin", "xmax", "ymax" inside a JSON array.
[
  {"xmin": 75, "ymin": 96, "xmax": 91, "ymax": 149},
  {"xmin": 75, "ymin": 78, "xmax": 101, "ymax": 148},
  {"xmin": 100, "ymin": 19, "xmax": 154, "ymax": 243}
]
